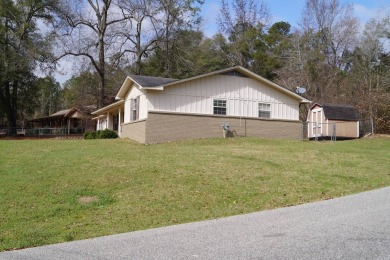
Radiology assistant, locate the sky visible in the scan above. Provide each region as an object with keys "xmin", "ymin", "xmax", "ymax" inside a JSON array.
[
  {"xmin": 55, "ymin": 0, "xmax": 390, "ymax": 84},
  {"xmin": 201, "ymin": 0, "xmax": 390, "ymax": 36}
]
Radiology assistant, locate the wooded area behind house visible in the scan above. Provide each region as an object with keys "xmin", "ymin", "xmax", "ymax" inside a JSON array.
[{"xmin": 1, "ymin": 0, "xmax": 389, "ymax": 134}]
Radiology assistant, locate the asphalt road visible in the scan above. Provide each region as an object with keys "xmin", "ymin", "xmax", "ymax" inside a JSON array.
[{"xmin": 1, "ymin": 187, "xmax": 390, "ymax": 260}]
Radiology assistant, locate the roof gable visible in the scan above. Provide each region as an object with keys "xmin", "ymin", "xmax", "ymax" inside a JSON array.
[
  {"xmin": 312, "ymin": 103, "xmax": 360, "ymax": 121},
  {"xmin": 116, "ymin": 75, "xmax": 177, "ymax": 99},
  {"xmin": 51, "ymin": 108, "xmax": 73, "ymax": 117},
  {"xmin": 30, "ymin": 108, "xmax": 82, "ymax": 121},
  {"xmin": 115, "ymin": 66, "xmax": 311, "ymax": 103},
  {"xmin": 129, "ymin": 75, "xmax": 177, "ymax": 88}
]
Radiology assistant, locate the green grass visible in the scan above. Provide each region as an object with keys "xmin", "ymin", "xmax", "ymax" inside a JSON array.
[{"xmin": 1, "ymin": 136, "xmax": 389, "ymax": 251}]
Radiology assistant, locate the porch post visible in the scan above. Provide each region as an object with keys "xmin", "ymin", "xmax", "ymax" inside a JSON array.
[
  {"xmin": 118, "ymin": 109, "xmax": 122, "ymax": 137},
  {"xmin": 97, "ymin": 117, "xmax": 100, "ymax": 130},
  {"xmin": 106, "ymin": 112, "xmax": 110, "ymax": 130},
  {"xmin": 67, "ymin": 118, "xmax": 70, "ymax": 134}
]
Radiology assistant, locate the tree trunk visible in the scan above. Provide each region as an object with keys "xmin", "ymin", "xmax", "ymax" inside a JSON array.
[
  {"xmin": 5, "ymin": 80, "xmax": 17, "ymax": 135},
  {"xmin": 98, "ymin": 35, "xmax": 105, "ymax": 108}
]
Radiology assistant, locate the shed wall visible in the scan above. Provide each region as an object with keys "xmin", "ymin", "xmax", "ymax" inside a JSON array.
[{"xmin": 328, "ymin": 120, "xmax": 359, "ymax": 138}]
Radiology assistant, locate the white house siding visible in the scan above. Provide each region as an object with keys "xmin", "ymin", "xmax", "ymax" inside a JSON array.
[
  {"xmin": 124, "ymin": 83, "xmax": 148, "ymax": 123},
  {"xmin": 147, "ymin": 74, "xmax": 300, "ymax": 120}
]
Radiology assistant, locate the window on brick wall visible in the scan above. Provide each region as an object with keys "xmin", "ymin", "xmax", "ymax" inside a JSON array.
[
  {"xmin": 213, "ymin": 99, "xmax": 227, "ymax": 115},
  {"xmin": 130, "ymin": 96, "xmax": 140, "ymax": 121}
]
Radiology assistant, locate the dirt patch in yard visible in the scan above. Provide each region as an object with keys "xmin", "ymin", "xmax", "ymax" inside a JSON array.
[{"xmin": 78, "ymin": 196, "xmax": 99, "ymax": 204}]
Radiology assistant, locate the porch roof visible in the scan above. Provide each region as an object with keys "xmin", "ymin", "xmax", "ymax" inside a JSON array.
[
  {"xmin": 91, "ymin": 100, "xmax": 124, "ymax": 116},
  {"xmin": 30, "ymin": 108, "xmax": 82, "ymax": 122}
]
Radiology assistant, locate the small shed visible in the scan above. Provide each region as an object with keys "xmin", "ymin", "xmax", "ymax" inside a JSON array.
[{"xmin": 307, "ymin": 103, "xmax": 360, "ymax": 139}]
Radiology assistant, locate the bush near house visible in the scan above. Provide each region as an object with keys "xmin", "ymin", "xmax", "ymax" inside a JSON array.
[{"xmin": 84, "ymin": 129, "xmax": 118, "ymax": 139}]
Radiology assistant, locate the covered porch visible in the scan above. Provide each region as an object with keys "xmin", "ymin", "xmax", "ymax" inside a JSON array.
[
  {"xmin": 92, "ymin": 101, "xmax": 124, "ymax": 137},
  {"xmin": 29, "ymin": 108, "xmax": 92, "ymax": 135}
]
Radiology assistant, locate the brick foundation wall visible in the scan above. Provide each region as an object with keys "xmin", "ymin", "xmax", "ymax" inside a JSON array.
[
  {"xmin": 145, "ymin": 112, "xmax": 303, "ymax": 144},
  {"xmin": 121, "ymin": 120, "xmax": 146, "ymax": 143}
]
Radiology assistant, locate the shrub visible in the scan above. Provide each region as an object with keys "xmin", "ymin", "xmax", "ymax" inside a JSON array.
[
  {"xmin": 98, "ymin": 129, "xmax": 118, "ymax": 139},
  {"xmin": 84, "ymin": 129, "xmax": 118, "ymax": 139},
  {"xmin": 83, "ymin": 131, "xmax": 96, "ymax": 139}
]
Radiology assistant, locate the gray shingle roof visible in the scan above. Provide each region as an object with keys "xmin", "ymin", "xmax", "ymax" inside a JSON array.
[
  {"xmin": 130, "ymin": 75, "xmax": 177, "ymax": 87},
  {"xmin": 322, "ymin": 104, "xmax": 360, "ymax": 121}
]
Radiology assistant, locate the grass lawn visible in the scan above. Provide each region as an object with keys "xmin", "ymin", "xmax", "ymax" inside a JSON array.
[{"xmin": 1, "ymin": 136, "xmax": 389, "ymax": 251}]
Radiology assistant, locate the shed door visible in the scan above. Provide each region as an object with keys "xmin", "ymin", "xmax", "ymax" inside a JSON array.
[{"xmin": 311, "ymin": 109, "xmax": 322, "ymax": 137}]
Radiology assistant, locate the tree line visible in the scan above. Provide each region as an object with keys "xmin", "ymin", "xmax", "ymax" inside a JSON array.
[{"xmin": 1, "ymin": 0, "xmax": 389, "ymax": 134}]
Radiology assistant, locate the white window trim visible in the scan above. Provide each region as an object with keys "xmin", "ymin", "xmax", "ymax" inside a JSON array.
[
  {"xmin": 258, "ymin": 102, "xmax": 271, "ymax": 118},
  {"xmin": 213, "ymin": 99, "xmax": 227, "ymax": 115},
  {"xmin": 130, "ymin": 96, "xmax": 140, "ymax": 122}
]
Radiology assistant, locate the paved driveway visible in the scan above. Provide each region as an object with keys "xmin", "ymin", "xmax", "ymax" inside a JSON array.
[{"xmin": 1, "ymin": 187, "xmax": 390, "ymax": 260}]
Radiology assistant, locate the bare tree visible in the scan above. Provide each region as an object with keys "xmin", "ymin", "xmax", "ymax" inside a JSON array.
[
  {"xmin": 276, "ymin": 0, "xmax": 359, "ymax": 103},
  {"xmin": 57, "ymin": 0, "xmax": 129, "ymax": 108},
  {"xmin": 349, "ymin": 18, "xmax": 390, "ymax": 134},
  {"xmin": 301, "ymin": 0, "xmax": 359, "ymax": 70},
  {"xmin": 217, "ymin": 0, "xmax": 269, "ymax": 37},
  {"xmin": 157, "ymin": 0, "xmax": 203, "ymax": 76},
  {"xmin": 116, "ymin": 0, "xmax": 164, "ymax": 75},
  {"xmin": 216, "ymin": 0, "xmax": 270, "ymax": 68}
]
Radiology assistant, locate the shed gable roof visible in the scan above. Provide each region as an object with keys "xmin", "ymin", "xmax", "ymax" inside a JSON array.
[{"xmin": 313, "ymin": 103, "xmax": 360, "ymax": 121}]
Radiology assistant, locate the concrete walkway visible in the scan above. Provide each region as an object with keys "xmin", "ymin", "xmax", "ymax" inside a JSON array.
[{"xmin": 2, "ymin": 187, "xmax": 390, "ymax": 260}]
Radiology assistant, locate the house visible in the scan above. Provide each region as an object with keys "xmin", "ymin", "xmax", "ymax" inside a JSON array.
[
  {"xmin": 307, "ymin": 103, "xmax": 360, "ymax": 139},
  {"xmin": 92, "ymin": 66, "xmax": 311, "ymax": 143},
  {"xmin": 29, "ymin": 108, "xmax": 94, "ymax": 135}
]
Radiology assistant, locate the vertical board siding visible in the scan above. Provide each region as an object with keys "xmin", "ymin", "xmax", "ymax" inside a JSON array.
[
  {"xmin": 147, "ymin": 74, "xmax": 299, "ymax": 121},
  {"xmin": 124, "ymin": 83, "xmax": 147, "ymax": 123}
]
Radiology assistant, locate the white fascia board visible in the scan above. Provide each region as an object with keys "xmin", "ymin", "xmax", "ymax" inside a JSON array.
[
  {"xmin": 116, "ymin": 76, "xmax": 164, "ymax": 99},
  {"xmin": 142, "ymin": 86, "xmax": 164, "ymax": 90},
  {"xmin": 91, "ymin": 100, "xmax": 124, "ymax": 115},
  {"xmin": 115, "ymin": 77, "xmax": 133, "ymax": 100}
]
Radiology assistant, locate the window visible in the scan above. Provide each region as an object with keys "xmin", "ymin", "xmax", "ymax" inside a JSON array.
[
  {"xmin": 213, "ymin": 99, "xmax": 226, "ymax": 115},
  {"xmin": 258, "ymin": 103, "xmax": 271, "ymax": 118},
  {"xmin": 131, "ymin": 96, "xmax": 139, "ymax": 121}
]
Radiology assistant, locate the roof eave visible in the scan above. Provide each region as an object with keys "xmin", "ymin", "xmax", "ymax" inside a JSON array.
[
  {"xmin": 158, "ymin": 66, "xmax": 312, "ymax": 103},
  {"xmin": 63, "ymin": 107, "xmax": 79, "ymax": 118},
  {"xmin": 115, "ymin": 77, "xmax": 133, "ymax": 100},
  {"xmin": 142, "ymin": 86, "xmax": 164, "ymax": 90},
  {"xmin": 91, "ymin": 100, "xmax": 124, "ymax": 115}
]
